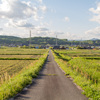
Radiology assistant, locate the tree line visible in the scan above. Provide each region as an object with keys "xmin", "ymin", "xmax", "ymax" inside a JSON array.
[{"xmin": 0, "ymin": 35, "xmax": 100, "ymax": 46}]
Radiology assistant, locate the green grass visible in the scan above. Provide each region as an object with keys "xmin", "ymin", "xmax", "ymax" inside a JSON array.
[
  {"xmin": 52, "ymin": 49, "xmax": 100, "ymax": 100},
  {"xmin": 55, "ymin": 49, "xmax": 100, "ymax": 57},
  {"xmin": 0, "ymin": 48, "xmax": 47, "ymax": 55}
]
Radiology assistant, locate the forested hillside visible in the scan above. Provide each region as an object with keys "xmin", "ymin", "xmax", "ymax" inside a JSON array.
[{"xmin": 0, "ymin": 35, "xmax": 100, "ymax": 46}]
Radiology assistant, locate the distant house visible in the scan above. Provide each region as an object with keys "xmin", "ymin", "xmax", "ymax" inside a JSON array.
[
  {"xmin": 9, "ymin": 44, "xmax": 16, "ymax": 47},
  {"xmin": 60, "ymin": 46, "xmax": 66, "ymax": 49},
  {"xmin": 66, "ymin": 47, "xmax": 69, "ymax": 50},
  {"xmin": 53, "ymin": 46, "xmax": 60, "ymax": 49},
  {"xmin": 82, "ymin": 46, "xmax": 92, "ymax": 49},
  {"xmin": 91, "ymin": 46, "xmax": 95, "ymax": 49},
  {"xmin": 46, "ymin": 46, "xmax": 49, "ymax": 49},
  {"xmin": 98, "ymin": 46, "xmax": 100, "ymax": 49},
  {"xmin": 35, "ymin": 46, "xmax": 39, "ymax": 49},
  {"xmin": 40, "ymin": 46, "xmax": 46, "ymax": 49}
]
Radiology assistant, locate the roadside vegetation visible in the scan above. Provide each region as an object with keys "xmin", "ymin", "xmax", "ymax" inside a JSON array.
[
  {"xmin": 52, "ymin": 49, "xmax": 100, "ymax": 100},
  {"xmin": 0, "ymin": 48, "xmax": 48, "ymax": 100}
]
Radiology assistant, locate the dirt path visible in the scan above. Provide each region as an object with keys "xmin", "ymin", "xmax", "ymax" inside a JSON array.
[{"xmin": 15, "ymin": 50, "xmax": 88, "ymax": 100}]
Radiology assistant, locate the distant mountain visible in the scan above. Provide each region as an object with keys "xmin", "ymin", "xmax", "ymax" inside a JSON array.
[
  {"xmin": 90, "ymin": 38, "xmax": 100, "ymax": 41},
  {"xmin": 0, "ymin": 35, "xmax": 68, "ymax": 46},
  {"xmin": 0, "ymin": 35, "xmax": 20, "ymax": 39},
  {"xmin": 0, "ymin": 35, "xmax": 100, "ymax": 46}
]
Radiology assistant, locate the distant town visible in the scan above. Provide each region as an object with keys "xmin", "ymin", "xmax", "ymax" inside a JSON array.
[{"xmin": 0, "ymin": 35, "xmax": 100, "ymax": 50}]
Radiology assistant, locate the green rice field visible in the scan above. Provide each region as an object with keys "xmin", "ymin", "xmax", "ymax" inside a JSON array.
[
  {"xmin": 0, "ymin": 48, "xmax": 48, "ymax": 100},
  {"xmin": 53, "ymin": 49, "xmax": 100, "ymax": 100}
]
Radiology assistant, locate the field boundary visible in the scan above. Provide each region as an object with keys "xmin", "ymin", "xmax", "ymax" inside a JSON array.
[{"xmin": 0, "ymin": 58, "xmax": 38, "ymax": 60}]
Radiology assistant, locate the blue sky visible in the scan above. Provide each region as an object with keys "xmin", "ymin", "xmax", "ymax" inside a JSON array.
[{"xmin": 0, "ymin": 0, "xmax": 100, "ymax": 40}]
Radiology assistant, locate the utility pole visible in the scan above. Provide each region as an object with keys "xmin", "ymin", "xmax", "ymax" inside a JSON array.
[
  {"xmin": 56, "ymin": 35, "xmax": 57, "ymax": 46},
  {"xmin": 29, "ymin": 30, "xmax": 31, "ymax": 48},
  {"xmin": 80, "ymin": 38, "xmax": 82, "ymax": 47}
]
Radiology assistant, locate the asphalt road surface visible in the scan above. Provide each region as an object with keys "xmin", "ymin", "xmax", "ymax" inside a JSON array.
[{"xmin": 15, "ymin": 51, "xmax": 88, "ymax": 100}]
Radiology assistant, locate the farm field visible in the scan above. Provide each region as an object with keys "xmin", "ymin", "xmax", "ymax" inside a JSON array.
[
  {"xmin": 0, "ymin": 55, "xmax": 41, "ymax": 58},
  {"xmin": 0, "ymin": 60, "xmax": 37, "ymax": 84},
  {"xmin": 0, "ymin": 48, "xmax": 47, "ymax": 84},
  {"xmin": 53, "ymin": 49, "xmax": 100, "ymax": 100},
  {"xmin": 0, "ymin": 48, "xmax": 48, "ymax": 100},
  {"xmin": 56, "ymin": 49, "xmax": 100, "ymax": 57},
  {"xmin": 0, "ymin": 48, "xmax": 47, "ymax": 55}
]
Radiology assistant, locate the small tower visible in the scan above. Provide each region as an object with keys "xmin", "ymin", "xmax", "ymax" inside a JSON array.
[
  {"xmin": 29, "ymin": 30, "xmax": 31, "ymax": 48},
  {"xmin": 56, "ymin": 35, "xmax": 57, "ymax": 46}
]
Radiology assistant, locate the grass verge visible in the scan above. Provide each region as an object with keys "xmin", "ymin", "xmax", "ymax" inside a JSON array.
[{"xmin": 0, "ymin": 52, "xmax": 48, "ymax": 100}]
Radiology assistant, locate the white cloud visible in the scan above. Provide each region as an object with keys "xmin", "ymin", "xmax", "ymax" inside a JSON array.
[
  {"xmin": 0, "ymin": 0, "xmax": 49, "ymax": 38},
  {"xmin": 6, "ymin": 20, "xmax": 34, "ymax": 29},
  {"xmin": 0, "ymin": 0, "xmax": 47, "ymax": 22},
  {"xmin": 38, "ymin": 0, "xmax": 42, "ymax": 3},
  {"xmin": 55, "ymin": 31, "xmax": 64, "ymax": 35},
  {"xmin": 34, "ymin": 29, "xmax": 67, "ymax": 38},
  {"xmin": 0, "ymin": 0, "xmax": 38, "ymax": 20},
  {"xmin": 0, "ymin": 28, "xmax": 3, "ymax": 31},
  {"xmin": 31, "ymin": 27, "xmax": 66, "ymax": 37},
  {"xmin": 85, "ymin": 26, "xmax": 100, "ymax": 36},
  {"xmin": 35, "ymin": 26, "xmax": 49, "ymax": 31},
  {"xmin": 89, "ymin": 2, "xmax": 100, "ymax": 24},
  {"xmin": 89, "ymin": 3, "xmax": 100, "ymax": 14},
  {"xmin": 58, "ymin": 32, "xmax": 79, "ymax": 40},
  {"xmin": 40, "ymin": 6, "xmax": 47, "ymax": 12},
  {"xmin": 88, "ymin": 3, "xmax": 100, "ymax": 39},
  {"xmin": 65, "ymin": 17, "xmax": 70, "ymax": 22},
  {"xmin": 39, "ymin": 28, "xmax": 48, "ymax": 31},
  {"xmin": 90, "ymin": 15, "xmax": 100, "ymax": 23},
  {"xmin": 0, "ymin": 0, "xmax": 48, "ymax": 31}
]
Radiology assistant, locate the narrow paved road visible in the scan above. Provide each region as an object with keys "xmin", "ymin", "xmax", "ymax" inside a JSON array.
[{"xmin": 15, "ymin": 51, "xmax": 88, "ymax": 100}]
